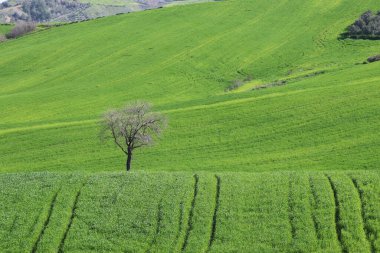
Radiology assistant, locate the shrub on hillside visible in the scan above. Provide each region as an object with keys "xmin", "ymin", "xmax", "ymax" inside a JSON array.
[
  {"xmin": 226, "ymin": 80, "xmax": 244, "ymax": 91},
  {"xmin": 5, "ymin": 22, "xmax": 36, "ymax": 39},
  {"xmin": 347, "ymin": 11, "xmax": 380, "ymax": 39},
  {"xmin": 367, "ymin": 55, "xmax": 380, "ymax": 63},
  {"xmin": 225, "ymin": 75, "xmax": 254, "ymax": 91}
]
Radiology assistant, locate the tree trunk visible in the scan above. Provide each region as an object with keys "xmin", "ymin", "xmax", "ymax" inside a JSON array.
[{"xmin": 126, "ymin": 149, "xmax": 132, "ymax": 172}]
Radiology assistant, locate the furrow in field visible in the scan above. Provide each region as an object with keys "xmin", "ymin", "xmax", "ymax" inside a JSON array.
[
  {"xmin": 28, "ymin": 208, "xmax": 44, "ymax": 237},
  {"xmin": 326, "ymin": 174, "xmax": 371, "ymax": 253},
  {"xmin": 349, "ymin": 173, "xmax": 380, "ymax": 253},
  {"xmin": 309, "ymin": 176, "xmax": 321, "ymax": 241},
  {"xmin": 308, "ymin": 174, "xmax": 341, "ymax": 253},
  {"xmin": 181, "ymin": 174, "xmax": 199, "ymax": 252},
  {"xmin": 146, "ymin": 200, "xmax": 163, "ymax": 253},
  {"xmin": 288, "ymin": 174, "xmax": 297, "ymax": 241},
  {"xmin": 206, "ymin": 175, "xmax": 220, "ymax": 253},
  {"xmin": 287, "ymin": 173, "xmax": 319, "ymax": 251},
  {"xmin": 31, "ymin": 191, "xmax": 59, "ymax": 253},
  {"xmin": 58, "ymin": 181, "xmax": 87, "ymax": 253},
  {"xmin": 172, "ymin": 201, "xmax": 185, "ymax": 252},
  {"xmin": 351, "ymin": 178, "xmax": 376, "ymax": 253},
  {"xmin": 8, "ymin": 215, "xmax": 18, "ymax": 233},
  {"xmin": 326, "ymin": 175, "xmax": 344, "ymax": 253}
]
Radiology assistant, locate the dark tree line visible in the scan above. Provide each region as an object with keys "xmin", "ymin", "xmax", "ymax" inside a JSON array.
[
  {"xmin": 347, "ymin": 10, "xmax": 380, "ymax": 38},
  {"xmin": 22, "ymin": 0, "xmax": 50, "ymax": 22}
]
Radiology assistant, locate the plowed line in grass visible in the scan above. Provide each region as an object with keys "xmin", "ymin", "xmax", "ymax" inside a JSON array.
[
  {"xmin": 172, "ymin": 201, "xmax": 185, "ymax": 252},
  {"xmin": 351, "ymin": 178, "xmax": 375, "ymax": 253},
  {"xmin": 28, "ymin": 207, "xmax": 44, "ymax": 236},
  {"xmin": 9, "ymin": 215, "xmax": 18, "ymax": 233},
  {"xmin": 58, "ymin": 181, "xmax": 87, "ymax": 253},
  {"xmin": 181, "ymin": 174, "xmax": 199, "ymax": 252},
  {"xmin": 309, "ymin": 176, "xmax": 322, "ymax": 241},
  {"xmin": 288, "ymin": 174, "xmax": 296, "ymax": 241},
  {"xmin": 146, "ymin": 200, "xmax": 163, "ymax": 253},
  {"xmin": 326, "ymin": 175, "xmax": 344, "ymax": 253},
  {"xmin": 206, "ymin": 175, "xmax": 221, "ymax": 253},
  {"xmin": 31, "ymin": 191, "xmax": 59, "ymax": 253}
]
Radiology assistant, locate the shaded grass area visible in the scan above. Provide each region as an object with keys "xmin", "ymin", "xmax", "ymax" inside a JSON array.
[{"xmin": 1, "ymin": 171, "xmax": 379, "ymax": 252}]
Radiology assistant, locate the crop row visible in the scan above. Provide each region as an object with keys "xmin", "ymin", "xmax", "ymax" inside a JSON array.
[{"xmin": 0, "ymin": 171, "xmax": 379, "ymax": 252}]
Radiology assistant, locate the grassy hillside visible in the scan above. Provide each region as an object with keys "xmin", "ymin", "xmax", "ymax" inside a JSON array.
[
  {"xmin": 1, "ymin": 0, "xmax": 379, "ymax": 252},
  {"xmin": 1, "ymin": 171, "xmax": 379, "ymax": 252},
  {"xmin": 0, "ymin": 0, "xmax": 380, "ymax": 173}
]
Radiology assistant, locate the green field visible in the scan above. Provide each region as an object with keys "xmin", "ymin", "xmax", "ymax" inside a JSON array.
[
  {"xmin": 1, "ymin": 171, "xmax": 379, "ymax": 252},
  {"xmin": 0, "ymin": 0, "xmax": 380, "ymax": 251},
  {"xmin": 0, "ymin": 0, "xmax": 379, "ymax": 173}
]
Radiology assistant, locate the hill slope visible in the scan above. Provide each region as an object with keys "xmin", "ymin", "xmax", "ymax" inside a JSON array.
[
  {"xmin": 0, "ymin": 0, "xmax": 380, "ymax": 173},
  {"xmin": 1, "ymin": 171, "xmax": 380, "ymax": 252}
]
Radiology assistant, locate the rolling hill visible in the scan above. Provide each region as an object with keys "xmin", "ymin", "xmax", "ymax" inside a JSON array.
[
  {"xmin": 1, "ymin": 0, "xmax": 380, "ymax": 251},
  {"xmin": 0, "ymin": 0, "xmax": 379, "ymax": 173}
]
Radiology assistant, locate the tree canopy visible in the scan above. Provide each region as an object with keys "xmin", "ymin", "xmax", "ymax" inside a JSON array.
[
  {"xmin": 102, "ymin": 102, "xmax": 167, "ymax": 172},
  {"xmin": 348, "ymin": 10, "xmax": 380, "ymax": 38}
]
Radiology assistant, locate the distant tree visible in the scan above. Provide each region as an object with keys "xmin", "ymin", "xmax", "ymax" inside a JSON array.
[
  {"xmin": 1, "ymin": 2, "xmax": 10, "ymax": 8},
  {"xmin": 347, "ymin": 10, "xmax": 380, "ymax": 38},
  {"xmin": 367, "ymin": 54, "xmax": 380, "ymax": 63},
  {"xmin": 22, "ymin": 0, "xmax": 50, "ymax": 22},
  {"xmin": 101, "ymin": 102, "xmax": 167, "ymax": 172}
]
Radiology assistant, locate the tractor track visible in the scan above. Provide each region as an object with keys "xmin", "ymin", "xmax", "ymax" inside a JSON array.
[
  {"xmin": 206, "ymin": 175, "xmax": 221, "ymax": 253},
  {"xmin": 326, "ymin": 175, "xmax": 345, "ymax": 253},
  {"xmin": 31, "ymin": 191, "xmax": 59, "ymax": 253},
  {"xmin": 181, "ymin": 174, "xmax": 199, "ymax": 252}
]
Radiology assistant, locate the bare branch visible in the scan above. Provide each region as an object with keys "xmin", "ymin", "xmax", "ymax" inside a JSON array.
[
  {"xmin": 111, "ymin": 128, "xmax": 128, "ymax": 155},
  {"xmin": 100, "ymin": 101, "xmax": 167, "ymax": 172}
]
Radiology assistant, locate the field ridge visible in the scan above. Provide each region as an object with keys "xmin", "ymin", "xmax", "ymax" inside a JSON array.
[
  {"xmin": 207, "ymin": 175, "xmax": 220, "ymax": 252},
  {"xmin": 58, "ymin": 180, "xmax": 87, "ymax": 253},
  {"xmin": 181, "ymin": 174, "xmax": 199, "ymax": 252},
  {"xmin": 308, "ymin": 176, "xmax": 321, "ymax": 241},
  {"xmin": 326, "ymin": 175, "xmax": 344, "ymax": 252},
  {"xmin": 146, "ymin": 199, "xmax": 164, "ymax": 253},
  {"xmin": 351, "ymin": 178, "xmax": 376, "ymax": 253},
  {"xmin": 1, "ymin": 172, "xmax": 380, "ymax": 252},
  {"xmin": 31, "ymin": 190, "xmax": 59, "ymax": 253}
]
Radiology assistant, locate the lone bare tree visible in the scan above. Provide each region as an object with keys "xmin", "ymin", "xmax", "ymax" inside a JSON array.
[{"xmin": 102, "ymin": 101, "xmax": 167, "ymax": 172}]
